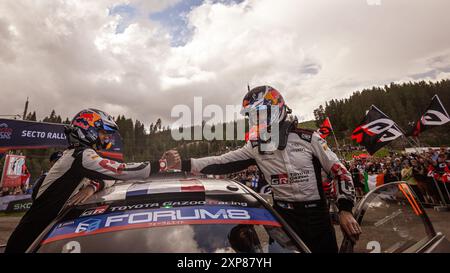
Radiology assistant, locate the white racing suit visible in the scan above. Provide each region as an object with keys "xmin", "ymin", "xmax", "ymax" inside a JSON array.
[
  {"xmin": 6, "ymin": 147, "xmax": 159, "ymax": 253},
  {"xmin": 182, "ymin": 123, "xmax": 355, "ymax": 252}
]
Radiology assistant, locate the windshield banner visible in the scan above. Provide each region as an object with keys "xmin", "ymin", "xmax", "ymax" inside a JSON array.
[{"xmin": 42, "ymin": 206, "xmax": 281, "ymax": 245}]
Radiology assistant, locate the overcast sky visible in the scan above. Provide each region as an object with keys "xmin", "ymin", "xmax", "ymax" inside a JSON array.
[{"xmin": 1, "ymin": 0, "xmax": 449, "ymax": 127}]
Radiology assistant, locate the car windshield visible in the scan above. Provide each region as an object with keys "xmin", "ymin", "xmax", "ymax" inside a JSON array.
[
  {"xmin": 350, "ymin": 183, "xmax": 436, "ymax": 253},
  {"xmin": 35, "ymin": 195, "xmax": 302, "ymax": 253}
]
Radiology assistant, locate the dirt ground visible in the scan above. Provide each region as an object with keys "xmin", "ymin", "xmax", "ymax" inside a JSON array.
[
  {"xmin": 1, "ymin": 209, "xmax": 449, "ymax": 251},
  {"xmin": 0, "ymin": 215, "xmax": 23, "ymax": 245}
]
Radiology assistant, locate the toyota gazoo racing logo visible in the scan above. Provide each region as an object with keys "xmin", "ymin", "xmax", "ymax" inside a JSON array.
[
  {"xmin": 420, "ymin": 110, "xmax": 450, "ymax": 126},
  {"xmin": 271, "ymin": 172, "xmax": 309, "ymax": 185},
  {"xmin": 81, "ymin": 205, "xmax": 109, "ymax": 217},
  {"xmin": 353, "ymin": 118, "xmax": 402, "ymax": 143},
  {"xmin": 0, "ymin": 123, "xmax": 13, "ymax": 139},
  {"xmin": 270, "ymin": 174, "xmax": 289, "ymax": 185}
]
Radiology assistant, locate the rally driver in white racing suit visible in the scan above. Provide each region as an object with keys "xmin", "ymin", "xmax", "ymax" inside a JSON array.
[
  {"xmin": 5, "ymin": 109, "xmax": 164, "ymax": 253},
  {"xmin": 165, "ymin": 86, "xmax": 362, "ymax": 253}
]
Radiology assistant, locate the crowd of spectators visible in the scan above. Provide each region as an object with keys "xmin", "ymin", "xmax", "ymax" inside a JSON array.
[
  {"xmin": 0, "ymin": 185, "xmax": 32, "ymax": 197},
  {"xmin": 3, "ymin": 146, "xmax": 449, "ymax": 206},
  {"xmin": 225, "ymin": 147, "xmax": 450, "ymax": 207},
  {"xmin": 345, "ymin": 147, "xmax": 450, "ymax": 205},
  {"xmin": 228, "ymin": 165, "xmax": 262, "ymax": 189}
]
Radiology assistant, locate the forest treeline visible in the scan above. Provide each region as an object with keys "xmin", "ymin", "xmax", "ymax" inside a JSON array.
[
  {"xmin": 313, "ymin": 79, "xmax": 450, "ymax": 146},
  {"xmin": 3, "ymin": 79, "xmax": 450, "ymax": 179}
]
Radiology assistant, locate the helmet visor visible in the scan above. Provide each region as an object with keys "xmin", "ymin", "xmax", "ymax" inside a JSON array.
[
  {"xmin": 102, "ymin": 124, "xmax": 117, "ymax": 133},
  {"xmin": 245, "ymin": 105, "xmax": 280, "ymax": 128},
  {"xmin": 97, "ymin": 129, "xmax": 115, "ymax": 150}
]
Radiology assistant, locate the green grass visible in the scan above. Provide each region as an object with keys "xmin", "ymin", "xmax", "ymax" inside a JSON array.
[
  {"xmin": 372, "ymin": 148, "xmax": 391, "ymax": 158},
  {"xmin": 342, "ymin": 148, "xmax": 400, "ymax": 161},
  {"xmin": 298, "ymin": 120, "xmax": 318, "ymax": 130}
]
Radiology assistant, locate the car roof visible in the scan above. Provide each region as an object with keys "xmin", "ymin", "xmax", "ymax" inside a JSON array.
[{"xmin": 83, "ymin": 175, "xmax": 251, "ymax": 205}]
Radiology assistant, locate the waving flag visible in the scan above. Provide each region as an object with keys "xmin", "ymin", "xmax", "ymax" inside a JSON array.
[
  {"xmin": 318, "ymin": 117, "xmax": 332, "ymax": 139},
  {"xmin": 363, "ymin": 173, "xmax": 385, "ymax": 193},
  {"xmin": 409, "ymin": 95, "xmax": 450, "ymax": 137},
  {"xmin": 351, "ymin": 105, "xmax": 403, "ymax": 155}
]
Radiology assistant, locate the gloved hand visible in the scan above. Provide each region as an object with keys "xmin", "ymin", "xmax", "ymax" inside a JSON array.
[{"xmin": 162, "ymin": 149, "xmax": 181, "ymax": 170}]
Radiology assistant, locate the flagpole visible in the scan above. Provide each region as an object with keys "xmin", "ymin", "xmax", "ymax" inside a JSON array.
[
  {"xmin": 400, "ymin": 135, "xmax": 421, "ymax": 154},
  {"xmin": 407, "ymin": 135, "xmax": 420, "ymax": 147},
  {"xmin": 435, "ymin": 94, "xmax": 450, "ymax": 118},
  {"xmin": 330, "ymin": 120, "xmax": 345, "ymax": 160},
  {"xmin": 416, "ymin": 137, "xmax": 422, "ymax": 148}
]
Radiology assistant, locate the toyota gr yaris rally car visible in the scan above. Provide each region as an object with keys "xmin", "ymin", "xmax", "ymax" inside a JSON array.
[
  {"xmin": 10, "ymin": 174, "xmax": 450, "ymax": 253},
  {"xmin": 27, "ymin": 176, "xmax": 309, "ymax": 253}
]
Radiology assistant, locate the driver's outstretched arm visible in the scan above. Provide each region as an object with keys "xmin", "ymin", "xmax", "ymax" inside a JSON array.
[
  {"xmin": 181, "ymin": 142, "xmax": 256, "ymax": 175},
  {"xmin": 78, "ymin": 148, "xmax": 160, "ymax": 182}
]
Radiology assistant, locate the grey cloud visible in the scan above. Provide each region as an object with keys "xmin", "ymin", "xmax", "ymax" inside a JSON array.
[
  {"xmin": 299, "ymin": 63, "xmax": 321, "ymax": 75},
  {"xmin": 0, "ymin": 17, "xmax": 16, "ymax": 63},
  {"xmin": 1, "ymin": 0, "xmax": 450, "ymax": 127},
  {"xmin": 411, "ymin": 69, "xmax": 440, "ymax": 80},
  {"xmin": 410, "ymin": 52, "xmax": 450, "ymax": 80}
]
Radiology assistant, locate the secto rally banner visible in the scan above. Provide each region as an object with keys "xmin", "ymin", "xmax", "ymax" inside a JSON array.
[
  {"xmin": 0, "ymin": 118, "xmax": 73, "ymax": 149},
  {"xmin": 0, "ymin": 118, "xmax": 124, "ymax": 160}
]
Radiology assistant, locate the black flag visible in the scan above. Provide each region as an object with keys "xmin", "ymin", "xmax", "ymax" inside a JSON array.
[
  {"xmin": 409, "ymin": 95, "xmax": 450, "ymax": 137},
  {"xmin": 351, "ymin": 105, "xmax": 403, "ymax": 155}
]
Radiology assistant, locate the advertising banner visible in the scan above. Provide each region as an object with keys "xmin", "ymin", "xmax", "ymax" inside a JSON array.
[
  {"xmin": 0, "ymin": 118, "xmax": 124, "ymax": 161},
  {"xmin": 0, "ymin": 119, "xmax": 67, "ymax": 149},
  {"xmin": 0, "ymin": 194, "xmax": 32, "ymax": 211},
  {"xmin": 6, "ymin": 197, "xmax": 33, "ymax": 213},
  {"xmin": 1, "ymin": 154, "xmax": 26, "ymax": 188}
]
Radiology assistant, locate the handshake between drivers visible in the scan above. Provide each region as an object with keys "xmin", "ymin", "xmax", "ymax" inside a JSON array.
[
  {"xmin": 68, "ymin": 150, "xmax": 183, "ymax": 208},
  {"xmin": 161, "ymin": 149, "xmax": 182, "ymax": 171}
]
